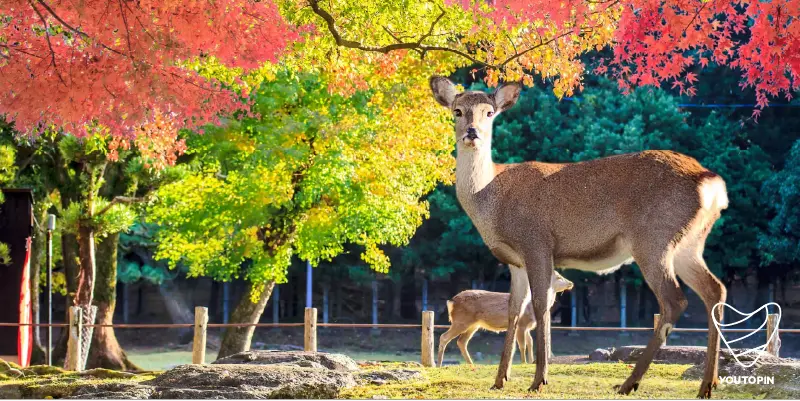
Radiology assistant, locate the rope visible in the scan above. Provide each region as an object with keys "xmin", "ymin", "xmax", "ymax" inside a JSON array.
[{"xmin": 1, "ymin": 322, "xmax": 797, "ymax": 332}]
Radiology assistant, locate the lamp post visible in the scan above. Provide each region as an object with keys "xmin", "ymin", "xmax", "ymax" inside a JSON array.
[{"xmin": 46, "ymin": 214, "xmax": 55, "ymax": 366}]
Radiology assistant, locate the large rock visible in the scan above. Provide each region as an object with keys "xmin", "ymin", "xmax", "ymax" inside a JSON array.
[
  {"xmin": 213, "ymin": 350, "xmax": 359, "ymax": 372},
  {"xmin": 589, "ymin": 348, "xmax": 613, "ymax": 361},
  {"xmin": 610, "ymin": 345, "xmax": 712, "ymax": 364},
  {"xmin": 356, "ymin": 369, "xmax": 423, "ymax": 385},
  {"xmin": 68, "ymin": 364, "xmax": 359, "ymax": 399},
  {"xmin": 69, "ymin": 383, "xmax": 156, "ymax": 399}
]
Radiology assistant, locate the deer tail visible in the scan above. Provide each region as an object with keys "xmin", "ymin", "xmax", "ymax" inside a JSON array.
[{"xmin": 446, "ymin": 300, "xmax": 454, "ymax": 323}]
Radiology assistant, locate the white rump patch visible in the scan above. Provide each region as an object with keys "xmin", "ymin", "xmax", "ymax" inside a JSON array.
[{"xmin": 699, "ymin": 177, "xmax": 729, "ymax": 211}]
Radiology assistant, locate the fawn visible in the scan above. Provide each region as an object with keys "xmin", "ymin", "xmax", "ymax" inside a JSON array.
[{"xmin": 438, "ymin": 271, "xmax": 574, "ymax": 367}]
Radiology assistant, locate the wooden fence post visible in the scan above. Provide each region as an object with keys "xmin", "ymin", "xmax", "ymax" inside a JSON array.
[
  {"xmin": 767, "ymin": 313, "xmax": 780, "ymax": 357},
  {"xmin": 305, "ymin": 307, "xmax": 318, "ymax": 352},
  {"xmin": 421, "ymin": 311, "xmax": 434, "ymax": 367},
  {"xmin": 65, "ymin": 306, "xmax": 82, "ymax": 371},
  {"xmin": 192, "ymin": 307, "xmax": 208, "ymax": 364}
]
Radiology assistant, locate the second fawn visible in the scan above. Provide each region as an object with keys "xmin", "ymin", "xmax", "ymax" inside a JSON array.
[{"xmin": 438, "ymin": 271, "xmax": 574, "ymax": 367}]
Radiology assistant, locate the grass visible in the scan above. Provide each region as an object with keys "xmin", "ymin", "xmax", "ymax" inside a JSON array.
[
  {"xmin": 127, "ymin": 350, "xmax": 218, "ymax": 371},
  {"xmin": 341, "ymin": 363, "xmax": 760, "ymax": 399},
  {"xmin": 3, "ymin": 356, "xmax": 768, "ymax": 399}
]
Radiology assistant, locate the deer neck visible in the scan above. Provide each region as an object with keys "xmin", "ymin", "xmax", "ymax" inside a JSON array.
[{"xmin": 455, "ymin": 145, "xmax": 496, "ymax": 209}]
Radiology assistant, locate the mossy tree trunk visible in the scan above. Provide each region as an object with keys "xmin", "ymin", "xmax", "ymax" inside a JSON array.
[
  {"xmin": 29, "ymin": 211, "xmax": 46, "ymax": 365},
  {"xmin": 86, "ymin": 233, "xmax": 141, "ymax": 371},
  {"xmin": 52, "ymin": 232, "xmax": 80, "ymax": 366},
  {"xmin": 216, "ymin": 281, "xmax": 275, "ymax": 360}
]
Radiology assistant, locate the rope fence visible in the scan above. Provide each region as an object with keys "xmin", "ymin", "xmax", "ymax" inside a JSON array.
[
  {"xmin": 2, "ymin": 323, "xmax": 798, "ymax": 332},
  {"xmin": 2, "ymin": 307, "xmax": 790, "ymax": 370}
]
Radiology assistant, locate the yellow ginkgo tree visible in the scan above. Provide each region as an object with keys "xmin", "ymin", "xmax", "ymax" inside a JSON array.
[{"xmin": 149, "ymin": 61, "xmax": 456, "ymax": 357}]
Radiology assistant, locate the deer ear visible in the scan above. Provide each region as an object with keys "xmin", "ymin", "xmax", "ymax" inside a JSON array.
[
  {"xmin": 493, "ymin": 82, "xmax": 522, "ymax": 112},
  {"xmin": 429, "ymin": 76, "xmax": 457, "ymax": 108}
]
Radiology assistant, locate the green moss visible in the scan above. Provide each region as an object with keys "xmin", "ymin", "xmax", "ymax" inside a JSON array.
[
  {"xmin": 341, "ymin": 363, "xmax": 763, "ymax": 399},
  {"xmin": 23, "ymin": 365, "xmax": 68, "ymax": 376},
  {"xmin": 0, "ymin": 371, "xmax": 158, "ymax": 399},
  {"xmin": 77, "ymin": 368, "xmax": 137, "ymax": 379},
  {"xmin": 0, "ymin": 359, "xmax": 23, "ymax": 373}
]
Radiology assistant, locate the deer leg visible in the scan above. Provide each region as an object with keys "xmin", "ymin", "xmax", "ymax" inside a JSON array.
[
  {"xmin": 516, "ymin": 326, "xmax": 528, "ymax": 364},
  {"xmin": 438, "ymin": 325, "xmax": 466, "ymax": 367},
  {"xmin": 457, "ymin": 326, "xmax": 479, "ymax": 366},
  {"xmin": 616, "ymin": 247, "xmax": 687, "ymax": 395},
  {"xmin": 526, "ymin": 260, "xmax": 554, "ymax": 392},
  {"xmin": 491, "ymin": 265, "xmax": 530, "ymax": 390},
  {"xmin": 675, "ymin": 239, "xmax": 726, "ymax": 399},
  {"xmin": 526, "ymin": 330, "xmax": 534, "ymax": 363}
]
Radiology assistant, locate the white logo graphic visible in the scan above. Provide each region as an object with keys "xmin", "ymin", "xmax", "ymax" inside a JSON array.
[{"xmin": 711, "ymin": 302, "xmax": 781, "ymax": 368}]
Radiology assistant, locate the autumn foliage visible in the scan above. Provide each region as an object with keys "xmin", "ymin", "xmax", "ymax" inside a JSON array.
[
  {"xmin": 604, "ymin": 0, "xmax": 800, "ymax": 117},
  {"xmin": 2, "ymin": 0, "xmax": 798, "ymax": 148},
  {"xmin": 0, "ymin": 0, "xmax": 296, "ymax": 146}
]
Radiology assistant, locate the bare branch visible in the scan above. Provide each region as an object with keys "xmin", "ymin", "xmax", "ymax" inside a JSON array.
[
  {"xmin": 96, "ymin": 196, "xmax": 144, "ymax": 216},
  {"xmin": 27, "ymin": 0, "xmax": 66, "ymax": 85},
  {"xmin": 34, "ymin": 0, "xmax": 126, "ymax": 57},
  {"xmin": 418, "ymin": 5, "xmax": 447, "ymax": 45},
  {"xmin": 118, "ymin": 0, "xmax": 135, "ymax": 61},
  {"xmin": 306, "ymin": 0, "xmax": 600, "ymax": 70}
]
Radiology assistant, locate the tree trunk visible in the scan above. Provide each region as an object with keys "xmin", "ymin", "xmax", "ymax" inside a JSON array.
[
  {"xmin": 285, "ymin": 273, "xmax": 294, "ymax": 318},
  {"xmin": 335, "ymin": 278, "xmax": 343, "ymax": 319},
  {"xmin": 86, "ymin": 234, "xmax": 141, "ymax": 371},
  {"xmin": 209, "ymin": 281, "xmax": 220, "ymax": 322},
  {"xmin": 52, "ymin": 232, "xmax": 81, "ymax": 366},
  {"xmin": 217, "ymin": 281, "xmax": 275, "ymax": 360},
  {"xmin": 158, "ymin": 280, "xmax": 194, "ymax": 343},
  {"xmin": 29, "ymin": 218, "xmax": 46, "ymax": 365},
  {"xmin": 390, "ymin": 279, "xmax": 402, "ymax": 320},
  {"xmin": 400, "ymin": 273, "xmax": 416, "ymax": 319},
  {"xmin": 76, "ymin": 223, "xmax": 96, "ymax": 306}
]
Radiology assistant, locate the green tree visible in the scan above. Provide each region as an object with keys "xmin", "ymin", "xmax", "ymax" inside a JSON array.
[
  {"xmin": 760, "ymin": 140, "xmax": 800, "ymax": 270},
  {"xmin": 149, "ymin": 69, "xmax": 453, "ymax": 357},
  {"xmin": 9, "ymin": 126, "xmax": 182, "ymax": 369}
]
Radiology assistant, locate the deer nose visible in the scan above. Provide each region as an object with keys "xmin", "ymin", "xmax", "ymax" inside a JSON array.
[{"xmin": 465, "ymin": 127, "xmax": 478, "ymax": 140}]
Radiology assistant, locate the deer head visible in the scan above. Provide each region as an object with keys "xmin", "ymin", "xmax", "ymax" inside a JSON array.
[{"xmin": 429, "ymin": 76, "xmax": 521, "ymax": 152}]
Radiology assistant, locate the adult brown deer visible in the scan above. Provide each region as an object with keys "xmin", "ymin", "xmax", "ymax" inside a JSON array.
[
  {"xmin": 428, "ymin": 76, "xmax": 728, "ymax": 398},
  {"xmin": 437, "ymin": 271, "xmax": 573, "ymax": 367}
]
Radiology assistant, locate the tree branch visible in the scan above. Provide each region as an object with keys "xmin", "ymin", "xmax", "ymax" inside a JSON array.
[
  {"xmin": 306, "ymin": 0, "xmax": 601, "ymax": 70},
  {"xmin": 96, "ymin": 196, "xmax": 144, "ymax": 216},
  {"xmin": 33, "ymin": 0, "xmax": 127, "ymax": 57},
  {"xmin": 27, "ymin": 0, "xmax": 66, "ymax": 85}
]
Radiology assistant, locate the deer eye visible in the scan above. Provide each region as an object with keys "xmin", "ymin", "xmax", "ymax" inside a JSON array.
[
  {"xmin": 454, "ymin": 109, "xmax": 463, "ymax": 117},
  {"xmin": 487, "ymin": 111, "xmax": 495, "ymax": 117}
]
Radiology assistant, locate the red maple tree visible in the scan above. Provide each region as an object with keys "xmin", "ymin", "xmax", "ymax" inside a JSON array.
[
  {"xmin": 602, "ymin": 0, "xmax": 800, "ymax": 116},
  {"xmin": 1, "ymin": 0, "xmax": 297, "ymax": 153}
]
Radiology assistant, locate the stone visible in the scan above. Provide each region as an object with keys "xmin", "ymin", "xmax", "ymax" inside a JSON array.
[
  {"xmin": 212, "ymin": 350, "xmax": 360, "ymax": 372},
  {"xmin": 68, "ymin": 383, "xmax": 156, "ymax": 399},
  {"xmin": 144, "ymin": 364, "xmax": 358, "ymax": 399},
  {"xmin": 589, "ymin": 348, "xmax": 613, "ymax": 361},
  {"xmin": 611, "ymin": 346, "xmax": 713, "ymax": 365},
  {"xmin": 356, "ymin": 369, "xmax": 423, "ymax": 385}
]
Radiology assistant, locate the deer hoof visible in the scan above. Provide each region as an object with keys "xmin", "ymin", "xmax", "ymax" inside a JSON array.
[
  {"xmin": 490, "ymin": 382, "xmax": 504, "ymax": 391},
  {"xmin": 614, "ymin": 381, "xmax": 639, "ymax": 395},
  {"xmin": 528, "ymin": 378, "xmax": 548, "ymax": 392},
  {"xmin": 697, "ymin": 381, "xmax": 713, "ymax": 399}
]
